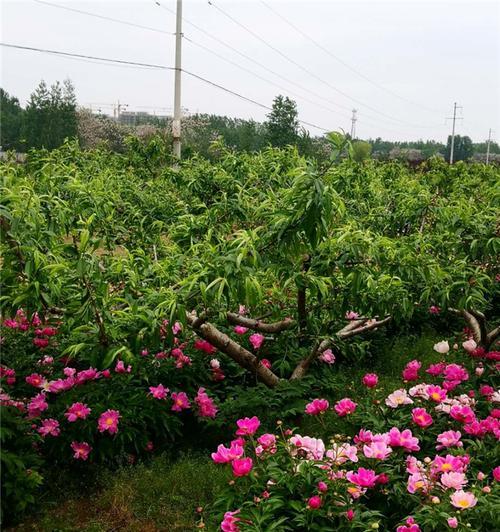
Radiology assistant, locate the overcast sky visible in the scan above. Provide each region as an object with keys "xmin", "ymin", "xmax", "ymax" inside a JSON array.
[{"xmin": 1, "ymin": 0, "xmax": 499, "ymax": 141}]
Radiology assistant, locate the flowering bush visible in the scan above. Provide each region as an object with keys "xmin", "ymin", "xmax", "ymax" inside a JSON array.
[{"xmin": 210, "ymin": 339, "xmax": 499, "ymax": 530}]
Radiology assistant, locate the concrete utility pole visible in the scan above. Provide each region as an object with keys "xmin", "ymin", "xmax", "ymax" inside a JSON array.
[
  {"xmin": 446, "ymin": 102, "xmax": 462, "ymax": 164},
  {"xmin": 350, "ymin": 109, "xmax": 357, "ymax": 139},
  {"xmin": 486, "ymin": 128, "xmax": 492, "ymax": 165},
  {"xmin": 172, "ymin": 0, "xmax": 183, "ymax": 159}
]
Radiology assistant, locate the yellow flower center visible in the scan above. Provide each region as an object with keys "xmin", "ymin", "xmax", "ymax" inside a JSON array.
[
  {"xmin": 457, "ymin": 499, "xmax": 470, "ymax": 508},
  {"xmin": 442, "ymin": 463, "xmax": 452, "ymax": 471},
  {"xmin": 431, "ymin": 392, "xmax": 440, "ymax": 401},
  {"xmin": 105, "ymin": 418, "xmax": 114, "ymax": 426}
]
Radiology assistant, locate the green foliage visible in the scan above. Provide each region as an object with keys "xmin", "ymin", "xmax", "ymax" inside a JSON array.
[
  {"xmin": 445, "ymin": 134, "xmax": 474, "ymax": 163},
  {"xmin": 1, "ymin": 407, "xmax": 44, "ymax": 526},
  {"xmin": 0, "ymin": 88, "xmax": 25, "ymax": 151},
  {"xmin": 351, "ymin": 140, "xmax": 372, "ymax": 162}
]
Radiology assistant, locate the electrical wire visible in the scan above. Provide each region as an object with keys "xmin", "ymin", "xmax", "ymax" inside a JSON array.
[
  {"xmin": 0, "ymin": 42, "xmax": 329, "ymax": 132},
  {"xmin": 33, "ymin": 0, "xmax": 174, "ymax": 35},
  {"xmin": 207, "ymin": 0, "xmax": 439, "ymax": 129},
  {"xmin": 259, "ymin": 0, "xmax": 442, "ymax": 115}
]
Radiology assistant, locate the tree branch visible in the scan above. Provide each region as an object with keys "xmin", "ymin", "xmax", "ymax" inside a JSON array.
[
  {"xmin": 227, "ymin": 313, "xmax": 295, "ymax": 333},
  {"xmin": 186, "ymin": 312, "xmax": 281, "ymax": 388},
  {"xmin": 337, "ymin": 316, "xmax": 392, "ymax": 340},
  {"xmin": 449, "ymin": 308, "xmax": 482, "ymax": 344},
  {"xmin": 290, "ymin": 338, "xmax": 331, "ymax": 380},
  {"xmin": 485, "ymin": 326, "xmax": 499, "ymax": 350}
]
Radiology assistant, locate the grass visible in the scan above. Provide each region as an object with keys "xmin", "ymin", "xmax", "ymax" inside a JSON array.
[{"xmin": 10, "ymin": 455, "xmax": 228, "ymax": 532}]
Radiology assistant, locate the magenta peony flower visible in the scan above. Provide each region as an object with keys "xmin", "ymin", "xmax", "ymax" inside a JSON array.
[
  {"xmin": 71, "ymin": 441, "xmax": 91, "ymax": 460},
  {"xmin": 307, "ymin": 495, "xmax": 322, "ymax": 509},
  {"xmin": 429, "ymin": 305, "xmax": 441, "ymax": 314},
  {"xmin": 450, "ymin": 490, "xmax": 477, "ymax": 509},
  {"xmin": 412, "ymin": 407, "xmax": 433, "ymax": 428},
  {"xmin": 447, "ymin": 517, "xmax": 458, "ymax": 529},
  {"xmin": 346, "ymin": 467, "xmax": 378, "ymax": 488},
  {"xmin": 27, "ymin": 393, "xmax": 48, "ymax": 418},
  {"xmin": 257, "ymin": 433, "xmax": 276, "ymax": 451},
  {"xmin": 317, "ymin": 481, "xmax": 328, "ymax": 492},
  {"xmin": 397, "ymin": 516, "xmax": 421, "ymax": 532},
  {"xmin": 362, "ymin": 373, "xmax": 378, "ymax": 388},
  {"xmin": 97, "ymin": 409, "xmax": 120, "ymax": 434},
  {"xmin": 426, "ymin": 384, "xmax": 447, "ymax": 403},
  {"xmin": 493, "ymin": 466, "xmax": 500, "ymax": 481},
  {"xmin": 334, "ymin": 398, "xmax": 357, "ymax": 416},
  {"xmin": 26, "ymin": 373, "xmax": 45, "ymax": 388},
  {"xmin": 388, "ymin": 427, "xmax": 420, "ymax": 452},
  {"xmin": 431, "ymin": 454, "xmax": 466, "ymax": 475},
  {"xmin": 234, "ymin": 325, "xmax": 248, "ymax": 335},
  {"xmin": 195, "ymin": 387, "xmax": 218, "ymax": 418},
  {"xmin": 402, "ymin": 360, "xmax": 422, "ymax": 381},
  {"xmin": 170, "ymin": 391, "xmax": 190, "ymax": 412},
  {"xmin": 345, "ymin": 311, "xmax": 359, "ymax": 320},
  {"xmin": 249, "ymin": 333, "xmax": 265, "ymax": 350},
  {"xmin": 38, "ymin": 418, "xmax": 60, "ymax": 437},
  {"xmin": 426, "ymin": 362, "xmax": 445, "ymax": 376},
  {"xmin": 450, "ymin": 405, "xmax": 476, "ymax": 424},
  {"xmin": 65, "ymin": 402, "xmax": 91, "ymax": 422},
  {"xmin": 232, "ymin": 457, "xmax": 253, "ymax": 477},
  {"xmin": 211, "ymin": 442, "xmax": 244, "ymax": 464},
  {"xmin": 305, "ymin": 398, "xmax": 329, "ymax": 415},
  {"xmin": 194, "ymin": 339, "xmax": 217, "ymax": 354},
  {"xmin": 260, "ymin": 358, "xmax": 272, "ymax": 369},
  {"xmin": 149, "ymin": 384, "xmax": 168, "ymax": 400},
  {"xmin": 115, "ymin": 360, "xmax": 131, "ymax": 373},
  {"xmin": 220, "ymin": 510, "xmax": 240, "ymax": 532},
  {"xmin": 235, "ymin": 416, "xmax": 260, "ymax": 436}
]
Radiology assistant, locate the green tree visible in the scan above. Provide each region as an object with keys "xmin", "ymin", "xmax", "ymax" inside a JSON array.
[
  {"xmin": 265, "ymin": 95, "xmax": 299, "ymax": 148},
  {"xmin": 351, "ymin": 140, "xmax": 372, "ymax": 162},
  {"xmin": 0, "ymin": 89, "xmax": 25, "ymax": 151},
  {"xmin": 445, "ymin": 134, "xmax": 474, "ymax": 162},
  {"xmin": 23, "ymin": 79, "xmax": 77, "ymax": 150}
]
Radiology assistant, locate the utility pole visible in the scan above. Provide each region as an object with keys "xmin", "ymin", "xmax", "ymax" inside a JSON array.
[
  {"xmin": 350, "ymin": 109, "xmax": 357, "ymax": 139},
  {"xmin": 172, "ymin": 0, "xmax": 183, "ymax": 160},
  {"xmin": 446, "ymin": 102, "xmax": 462, "ymax": 164},
  {"xmin": 486, "ymin": 128, "xmax": 492, "ymax": 165}
]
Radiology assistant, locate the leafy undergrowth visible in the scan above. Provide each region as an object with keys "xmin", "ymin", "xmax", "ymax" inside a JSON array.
[{"xmin": 9, "ymin": 455, "xmax": 228, "ymax": 532}]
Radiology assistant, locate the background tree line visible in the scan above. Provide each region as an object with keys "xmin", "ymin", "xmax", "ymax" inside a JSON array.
[{"xmin": 2, "ymin": 80, "xmax": 499, "ymax": 163}]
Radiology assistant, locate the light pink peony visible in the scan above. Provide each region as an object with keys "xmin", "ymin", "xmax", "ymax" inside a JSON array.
[
  {"xmin": 436, "ymin": 430, "xmax": 462, "ymax": 450},
  {"xmin": 211, "ymin": 442, "xmax": 244, "ymax": 463},
  {"xmin": 440, "ymin": 471, "xmax": 467, "ymax": 490},
  {"xmin": 450, "ymin": 490, "xmax": 477, "ymax": 509},
  {"xmin": 433, "ymin": 340, "xmax": 450, "ymax": 354},
  {"xmin": 386, "ymin": 389, "xmax": 414, "ymax": 408},
  {"xmin": 319, "ymin": 349, "xmax": 335, "ymax": 364}
]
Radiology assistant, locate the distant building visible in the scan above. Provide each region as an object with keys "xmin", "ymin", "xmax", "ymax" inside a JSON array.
[{"xmin": 118, "ymin": 111, "xmax": 169, "ymax": 127}]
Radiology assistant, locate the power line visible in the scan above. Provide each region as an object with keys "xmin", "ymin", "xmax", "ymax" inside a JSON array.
[
  {"xmin": 207, "ymin": 0, "xmax": 439, "ymax": 129},
  {"xmin": 259, "ymin": 0, "xmax": 442, "ymax": 115},
  {"xmin": 0, "ymin": 42, "xmax": 328, "ymax": 132},
  {"xmin": 33, "ymin": 0, "xmax": 174, "ymax": 35}
]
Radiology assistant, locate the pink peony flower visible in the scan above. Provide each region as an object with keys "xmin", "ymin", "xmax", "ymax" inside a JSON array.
[
  {"xmin": 97, "ymin": 409, "xmax": 120, "ymax": 434},
  {"xmin": 317, "ymin": 481, "xmax": 328, "ymax": 492},
  {"xmin": 354, "ymin": 429, "xmax": 374, "ymax": 444},
  {"xmin": 149, "ymin": 384, "xmax": 168, "ymax": 400},
  {"xmin": 232, "ymin": 457, "xmax": 253, "ymax": 477},
  {"xmin": 462, "ymin": 339, "xmax": 477, "ymax": 352},
  {"xmin": 249, "ymin": 333, "xmax": 265, "ymax": 350},
  {"xmin": 447, "ymin": 517, "xmax": 458, "ymax": 529},
  {"xmin": 257, "ymin": 433, "xmax": 276, "ymax": 452},
  {"xmin": 71, "ymin": 441, "xmax": 91, "ymax": 460},
  {"xmin": 235, "ymin": 416, "xmax": 260, "ymax": 436},
  {"xmin": 170, "ymin": 392, "xmax": 190, "ymax": 412},
  {"xmin": 305, "ymin": 398, "xmax": 329, "ymax": 415},
  {"xmin": 426, "ymin": 362, "xmax": 445, "ymax": 376},
  {"xmin": 432, "ymin": 454, "xmax": 466, "ymax": 475},
  {"xmin": 210, "ymin": 358, "xmax": 220, "ymax": 369},
  {"xmin": 326, "ymin": 442, "xmax": 358, "ymax": 465},
  {"xmin": 362, "ymin": 373, "xmax": 378, "ymax": 388},
  {"xmin": 433, "ymin": 341, "xmax": 449, "ymax": 354},
  {"xmin": 388, "ymin": 427, "xmax": 420, "ymax": 452},
  {"xmin": 221, "ymin": 510, "xmax": 240, "ymax": 532},
  {"xmin": 290, "ymin": 435, "xmax": 325, "ymax": 460},
  {"xmin": 429, "ymin": 305, "xmax": 441, "ymax": 314},
  {"xmin": 260, "ymin": 358, "xmax": 272, "ymax": 369},
  {"xmin": 345, "ymin": 311, "xmax": 359, "ymax": 320},
  {"xmin": 38, "ymin": 418, "xmax": 60, "ymax": 437},
  {"xmin": 493, "ymin": 466, "xmax": 500, "ymax": 481},
  {"xmin": 319, "ymin": 348, "xmax": 335, "ymax": 364},
  {"xmin": 450, "ymin": 490, "xmax": 477, "ymax": 509},
  {"xmin": 334, "ymin": 398, "xmax": 357, "ymax": 416},
  {"xmin": 307, "ymin": 495, "xmax": 322, "ymax": 509},
  {"xmin": 436, "ymin": 430, "xmax": 462, "ymax": 450},
  {"xmin": 33, "ymin": 337, "xmax": 49, "ymax": 348},
  {"xmin": 27, "ymin": 393, "xmax": 48, "ymax": 418},
  {"xmin": 440, "ymin": 471, "xmax": 467, "ymax": 490},
  {"xmin": 426, "ymin": 384, "xmax": 447, "ymax": 403},
  {"xmin": 195, "ymin": 387, "xmax": 218, "ymax": 418},
  {"xmin": 346, "ymin": 509, "xmax": 355, "ymax": 521},
  {"xmin": 115, "ymin": 360, "xmax": 131, "ymax": 373},
  {"xmin": 412, "ymin": 407, "xmax": 433, "ymax": 428},
  {"xmin": 386, "ymin": 389, "xmax": 413, "ymax": 408},
  {"xmin": 211, "ymin": 442, "xmax": 244, "ymax": 464},
  {"xmin": 63, "ymin": 367, "xmax": 77, "ymax": 377},
  {"xmin": 443, "ymin": 364, "xmax": 468, "ymax": 383},
  {"xmin": 479, "ymin": 385, "xmax": 495, "ymax": 399},
  {"xmin": 64, "ymin": 402, "xmax": 91, "ymax": 422},
  {"xmin": 363, "ymin": 441, "xmax": 392, "ymax": 460},
  {"xmin": 346, "ymin": 467, "xmax": 378, "ymax": 488},
  {"xmin": 234, "ymin": 325, "xmax": 248, "ymax": 335}
]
